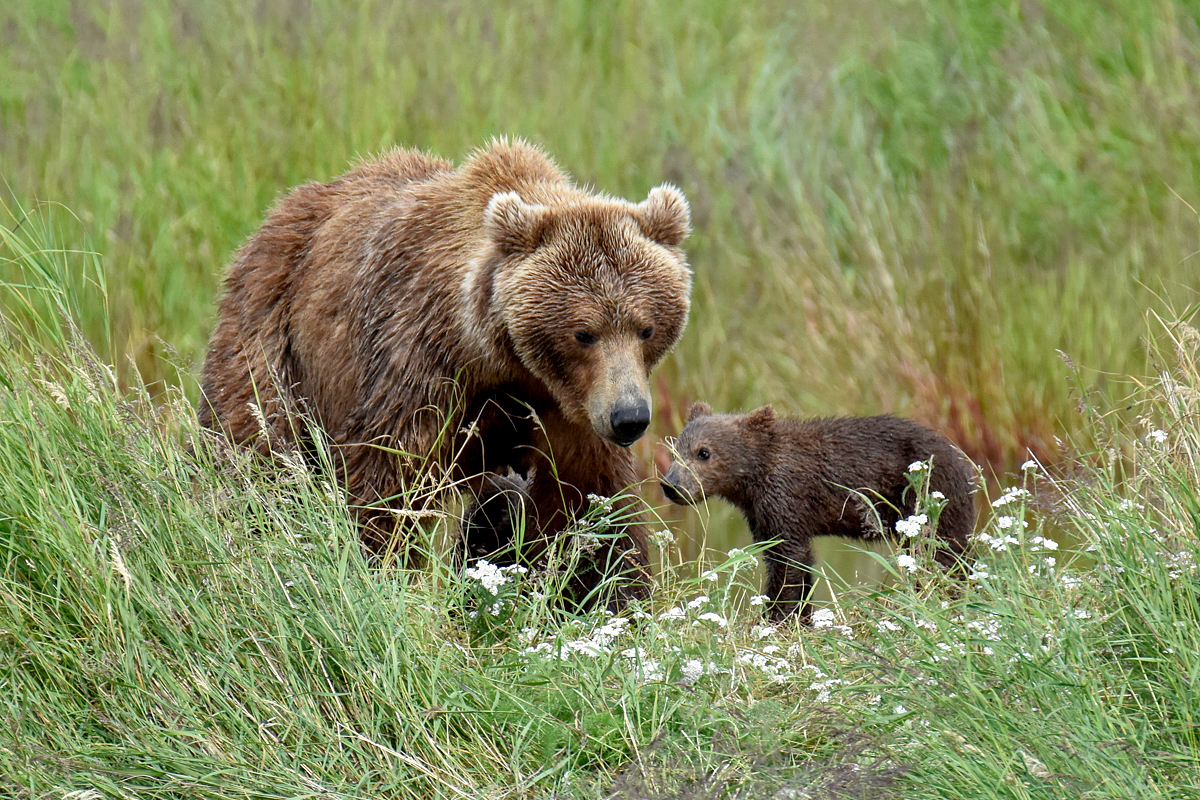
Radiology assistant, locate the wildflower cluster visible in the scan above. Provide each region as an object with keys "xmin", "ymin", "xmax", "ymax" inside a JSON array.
[
  {"xmin": 464, "ymin": 559, "xmax": 528, "ymax": 621},
  {"xmin": 891, "ymin": 458, "xmax": 952, "ymax": 574}
]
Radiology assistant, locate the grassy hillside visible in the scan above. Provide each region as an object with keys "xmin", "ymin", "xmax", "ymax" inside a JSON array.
[
  {"xmin": 4, "ymin": 2, "xmax": 1200, "ymax": 795},
  {"xmin": 3, "ymin": 207, "xmax": 1200, "ymax": 799}
]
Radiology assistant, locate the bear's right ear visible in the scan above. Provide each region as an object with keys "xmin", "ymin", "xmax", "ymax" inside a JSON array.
[
  {"xmin": 484, "ymin": 192, "xmax": 551, "ymax": 256},
  {"xmin": 687, "ymin": 401, "xmax": 713, "ymax": 422},
  {"xmin": 633, "ymin": 184, "xmax": 691, "ymax": 247},
  {"xmin": 745, "ymin": 405, "xmax": 776, "ymax": 428}
]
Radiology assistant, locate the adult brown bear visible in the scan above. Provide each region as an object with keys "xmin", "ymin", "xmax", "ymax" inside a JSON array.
[{"xmin": 199, "ymin": 139, "xmax": 692, "ymax": 598}]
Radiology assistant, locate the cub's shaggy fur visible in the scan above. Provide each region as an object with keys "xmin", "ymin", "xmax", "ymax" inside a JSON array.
[
  {"xmin": 199, "ymin": 139, "xmax": 692, "ymax": 597},
  {"xmin": 662, "ymin": 403, "xmax": 977, "ymax": 622}
]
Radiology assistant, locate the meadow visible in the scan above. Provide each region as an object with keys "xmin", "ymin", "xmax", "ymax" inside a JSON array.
[{"xmin": 3, "ymin": 0, "xmax": 1200, "ymax": 797}]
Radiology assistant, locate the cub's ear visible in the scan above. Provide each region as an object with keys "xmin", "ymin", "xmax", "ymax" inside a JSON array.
[
  {"xmin": 745, "ymin": 405, "xmax": 776, "ymax": 428},
  {"xmin": 484, "ymin": 192, "xmax": 551, "ymax": 255},
  {"xmin": 687, "ymin": 401, "xmax": 713, "ymax": 422},
  {"xmin": 633, "ymin": 184, "xmax": 690, "ymax": 247}
]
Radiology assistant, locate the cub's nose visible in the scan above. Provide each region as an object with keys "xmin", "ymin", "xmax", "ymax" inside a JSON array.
[
  {"xmin": 609, "ymin": 402, "xmax": 650, "ymax": 447},
  {"xmin": 661, "ymin": 481, "xmax": 685, "ymax": 504}
]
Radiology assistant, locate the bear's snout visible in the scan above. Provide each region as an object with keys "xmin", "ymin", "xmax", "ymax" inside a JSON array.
[
  {"xmin": 661, "ymin": 480, "xmax": 687, "ymax": 505},
  {"xmin": 660, "ymin": 463, "xmax": 698, "ymax": 505},
  {"xmin": 609, "ymin": 401, "xmax": 650, "ymax": 447}
]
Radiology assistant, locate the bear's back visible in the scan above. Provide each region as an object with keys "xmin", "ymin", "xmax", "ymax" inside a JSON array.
[{"xmin": 773, "ymin": 415, "xmax": 974, "ymax": 505}]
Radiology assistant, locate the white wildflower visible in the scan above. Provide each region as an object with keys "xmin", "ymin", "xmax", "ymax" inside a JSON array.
[
  {"xmin": 727, "ymin": 548, "xmax": 759, "ymax": 567},
  {"xmin": 931, "ymin": 491, "xmax": 946, "ymax": 500},
  {"xmin": 1073, "ymin": 608, "xmax": 1091, "ymax": 620},
  {"xmin": 1148, "ymin": 429, "xmax": 1168, "ymax": 444},
  {"xmin": 749, "ymin": 594, "xmax": 769, "ymax": 606},
  {"xmin": 587, "ymin": 493, "xmax": 614, "ymax": 512},
  {"xmin": 967, "ymin": 564, "xmax": 991, "ymax": 581},
  {"xmin": 686, "ymin": 595, "xmax": 710, "ymax": 610},
  {"xmin": 876, "ymin": 619, "xmax": 901, "ymax": 633},
  {"xmin": 701, "ymin": 569, "xmax": 719, "ymax": 583},
  {"xmin": 1021, "ymin": 459, "xmax": 1039, "ymax": 471},
  {"xmin": 595, "ymin": 617, "xmax": 629, "ymax": 641},
  {"xmin": 564, "ymin": 638, "xmax": 606, "ymax": 658},
  {"xmin": 894, "ymin": 705, "xmax": 908, "ymax": 715},
  {"xmin": 992, "ymin": 487, "xmax": 1031, "ymax": 508},
  {"xmin": 752, "ymin": 624, "xmax": 776, "ymax": 640},
  {"xmin": 465, "ymin": 559, "xmax": 518, "ymax": 595},
  {"xmin": 697, "ymin": 611, "xmax": 728, "ymax": 628},
  {"xmin": 896, "ymin": 514, "xmax": 928, "ymax": 538},
  {"xmin": 908, "ymin": 461, "xmax": 927, "ymax": 472},
  {"xmin": 576, "ymin": 532, "xmax": 603, "ymax": 553},
  {"xmin": 808, "ymin": 678, "xmax": 844, "ymax": 702},
  {"xmin": 658, "ymin": 606, "xmax": 686, "ymax": 621},
  {"xmin": 649, "ymin": 528, "xmax": 674, "ymax": 549},
  {"xmin": 896, "ymin": 553, "xmax": 920, "ymax": 573},
  {"xmin": 739, "ymin": 648, "xmax": 792, "ymax": 677},
  {"xmin": 811, "ymin": 608, "xmax": 837, "ymax": 628},
  {"xmin": 680, "ymin": 659, "xmax": 705, "ymax": 684}
]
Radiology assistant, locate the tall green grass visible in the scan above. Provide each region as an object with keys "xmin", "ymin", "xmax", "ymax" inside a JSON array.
[
  {"xmin": 4, "ymin": 198, "xmax": 1200, "ymax": 799},
  {"xmin": 4, "ymin": 0, "xmax": 1199, "ymax": 486}
]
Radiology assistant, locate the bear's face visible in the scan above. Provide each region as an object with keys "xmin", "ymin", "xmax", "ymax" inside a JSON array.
[
  {"xmin": 661, "ymin": 402, "xmax": 776, "ymax": 505},
  {"xmin": 486, "ymin": 188, "xmax": 691, "ymax": 446}
]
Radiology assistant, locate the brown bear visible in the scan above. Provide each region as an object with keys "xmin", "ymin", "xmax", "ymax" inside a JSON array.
[
  {"xmin": 661, "ymin": 403, "xmax": 977, "ymax": 623},
  {"xmin": 198, "ymin": 138, "xmax": 692, "ymax": 598}
]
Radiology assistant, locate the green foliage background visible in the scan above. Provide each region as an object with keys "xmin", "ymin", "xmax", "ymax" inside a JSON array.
[
  {"xmin": 4, "ymin": 2, "xmax": 1200, "ymax": 798},
  {"xmin": 5, "ymin": 0, "xmax": 1199, "ymax": 472}
]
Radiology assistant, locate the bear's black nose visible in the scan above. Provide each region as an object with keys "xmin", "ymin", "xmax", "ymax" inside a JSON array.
[
  {"xmin": 610, "ymin": 402, "xmax": 650, "ymax": 446},
  {"xmin": 661, "ymin": 481, "xmax": 684, "ymax": 504}
]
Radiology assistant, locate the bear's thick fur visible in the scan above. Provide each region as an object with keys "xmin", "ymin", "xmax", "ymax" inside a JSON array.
[
  {"xmin": 199, "ymin": 139, "xmax": 692, "ymax": 595},
  {"xmin": 661, "ymin": 403, "xmax": 977, "ymax": 622}
]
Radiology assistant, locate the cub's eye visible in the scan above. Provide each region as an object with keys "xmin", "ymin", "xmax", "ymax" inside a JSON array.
[
  {"xmin": 695, "ymin": 447, "xmax": 711, "ymax": 461},
  {"xmin": 574, "ymin": 331, "xmax": 597, "ymax": 346},
  {"xmin": 640, "ymin": 326, "xmax": 654, "ymax": 341}
]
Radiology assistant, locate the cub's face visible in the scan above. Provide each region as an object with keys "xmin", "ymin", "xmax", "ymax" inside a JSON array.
[
  {"xmin": 661, "ymin": 402, "xmax": 775, "ymax": 505},
  {"xmin": 487, "ymin": 187, "xmax": 691, "ymax": 446}
]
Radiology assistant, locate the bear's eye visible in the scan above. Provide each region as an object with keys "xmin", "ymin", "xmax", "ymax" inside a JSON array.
[
  {"xmin": 574, "ymin": 331, "xmax": 597, "ymax": 346},
  {"xmin": 695, "ymin": 447, "xmax": 711, "ymax": 461},
  {"xmin": 640, "ymin": 326, "xmax": 654, "ymax": 341}
]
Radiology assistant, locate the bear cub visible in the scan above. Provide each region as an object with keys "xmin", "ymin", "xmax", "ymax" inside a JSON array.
[{"xmin": 661, "ymin": 402, "xmax": 977, "ymax": 623}]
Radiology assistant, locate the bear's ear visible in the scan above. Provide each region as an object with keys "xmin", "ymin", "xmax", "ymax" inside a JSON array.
[
  {"xmin": 633, "ymin": 184, "xmax": 690, "ymax": 247},
  {"xmin": 484, "ymin": 191, "xmax": 551, "ymax": 256},
  {"xmin": 687, "ymin": 401, "xmax": 713, "ymax": 422},
  {"xmin": 745, "ymin": 405, "xmax": 776, "ymax": 429}
]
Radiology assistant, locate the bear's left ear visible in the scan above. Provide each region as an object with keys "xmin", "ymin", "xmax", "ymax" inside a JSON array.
[
  {"xmin": 633, "ymin": 185, "xmax": 691, "ymax": 247},
  {"xmin": 484, "ymin": 191, "xmax": 552, "ymax": 256},
  {"xmin": 745, "ymin": 405, "xmax": 776, "ymax": 429},
  {"xmin": 687, "ymin": 401, "xmax": 713, "ymax": 422}
]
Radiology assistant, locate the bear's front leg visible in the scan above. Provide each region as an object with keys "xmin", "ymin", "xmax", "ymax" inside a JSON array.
[
  {"xmin": 460, "ymin": 470, "xmax": 536, "ymax": 565},
  {"xmin": 520, "ymin": 461, "xmax": 650, "ymax": 608},
  {"xmin": 515, "ymin": 412, "xmax": 651, "ymax": 608},
  {"xmin": 763, "ymin": 537, "xmax": 816, "ymax": 624}
]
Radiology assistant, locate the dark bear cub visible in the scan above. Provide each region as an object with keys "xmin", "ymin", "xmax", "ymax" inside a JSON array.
[{"xmin": 661, "ymin": 402, "xmax": 977, "ymax": 623}]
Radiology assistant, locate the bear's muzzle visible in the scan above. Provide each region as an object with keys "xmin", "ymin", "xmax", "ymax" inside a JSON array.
[{"xmin": 609, "ymin": 401, "xmax": 650, "ymax": 447}]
